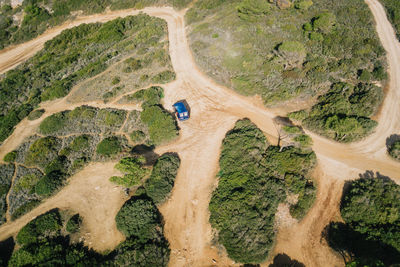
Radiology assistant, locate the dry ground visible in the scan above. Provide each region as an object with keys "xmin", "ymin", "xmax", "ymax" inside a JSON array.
[{"xmin": 0, "ymin": 1, "xmax": 400, "ymax": 266}]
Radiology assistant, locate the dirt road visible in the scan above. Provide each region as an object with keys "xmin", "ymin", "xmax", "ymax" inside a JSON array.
[{"xmin": 0, "ymin": 1, "xmax": 399, "ymax": 266}]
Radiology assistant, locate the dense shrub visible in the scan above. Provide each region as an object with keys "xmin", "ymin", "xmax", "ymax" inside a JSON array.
[
  {"xmin": 116, "ymin": 195, "xmax": 162, "ymax": 240},
  {"xmin": 9, "ymin": 209, "xmax": 100, "ymax": 266},
  {"xmin": 341, "ymin": 177, "xmax": 400, "ymax": 252},
  {"xmin": 34, "ymin": 171, "xmax": 65, "ymax": 196},
  {"xmin": 66, "ymin": 214, "xmax": 82, "ymax": 233},
  {"xmin": 145, "ymin": 153, "xmax": 180, "ymax": 204},
  {"xmin": 3, "ymin": 151, "xmax": 17, "ymax": 162},
  {"xmin": 25, "ymin": 137, "xmax": 61, "ymax": 168},
  {"xmin": 140, "ymin": 105, "xmax": 178, "ymax": 145},
  {"xmin": 27, "ymin": 109, "xmax": 45, "ymax": 121},
  {"xmin": 96, "ymin": 136, "xmax": 122, "ymax": 157},
  {"xmin": 388, "ymin": 140, "xmax": 400, "ymax": 160},
  {"xmin": 294, "ymin": 82, "xmax": 383, "ymax": 142},
  {"xmin": 16, "ymin": 209, "xmax": 62, "ymax": 245},
  {"xmin": 130, "ymin": 130, "xmax": 147, "ymax": 143},
  {"xmin": 209, "ymin": 119, "xmax": 316, "ymax": 263},
  {"xmin": 326, "ymin": 177, "xmax": 400, "ymax": 265},
  {"xmin": 129, "ymin": 86, "xmax": 164, "ymax": 106},
  {"xmin": 110, "ymin": 157, "xmax": 150, "ymax": 187}
]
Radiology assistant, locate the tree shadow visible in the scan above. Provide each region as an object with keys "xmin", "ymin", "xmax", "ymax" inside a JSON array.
[
  {"xmin": 268, "ymin": 253, "xmax": 305, "ymax": 267},
  {"xmin": 0, "ymin": 237, "xmax": 14, "ymax": 265},
  {"xmin": 323, "ymin": 222, "xmax": 400, "ymax": 266},
  {"xmin": 386, "ymin": 134, "xmax": 400, "ymax": 149},
  {"xmin": 131, "ymin": 144, "xmax": 159, "ymax": 166}
]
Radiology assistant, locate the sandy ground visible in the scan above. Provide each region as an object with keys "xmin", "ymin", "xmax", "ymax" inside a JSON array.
[
  {"xmin": 0, "ymin": 1, "xmax": 400, "ymax": 266},
  {"xmin": 0, "ymin": 162, "xmax": 127, "ymax": 252}
]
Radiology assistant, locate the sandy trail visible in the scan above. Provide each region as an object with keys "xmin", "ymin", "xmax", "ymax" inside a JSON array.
[{"xmin": 0, "ymin": 1, "xmax": 400, "ymax": 266}]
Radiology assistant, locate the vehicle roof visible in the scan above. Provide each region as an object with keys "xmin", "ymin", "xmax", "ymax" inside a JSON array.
[{"xmin": 173, "ymin": 102, "xmax": 188, "ymax": 113}]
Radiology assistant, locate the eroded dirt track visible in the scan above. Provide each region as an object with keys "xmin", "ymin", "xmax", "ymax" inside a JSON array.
[{"xmin": 0, "ymin": 1, "xmax": 400, "ymax": 266}]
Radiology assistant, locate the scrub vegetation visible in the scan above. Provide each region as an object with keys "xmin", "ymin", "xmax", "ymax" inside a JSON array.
[
  {"xmin": 2, "ymin": 98, "xmax": 177, "ymax": 220},
  {"xmin": 209, "ymin": 119, "xmax": 316, "ymax": 264},
  {"xmin": 326, "ymin": 177, "xmax": 400, "ymax": 266},
  {"xmin": 0, "ymin": 14, "xmax": 171, "ymax": 144},
  {"xmin": 0, "ymin": 164, "xmax": 14, "ymax": 225},
  {"xmin": 187, "ymin": 0, "xmax": 386, "ymax": 142},
  {"xmin": 0, "ymin": 0, "xmax": 191, "ymax": 49},
  {"xmin": 110, "ymin": 153, "xmax": 180, "ymax": 206}
]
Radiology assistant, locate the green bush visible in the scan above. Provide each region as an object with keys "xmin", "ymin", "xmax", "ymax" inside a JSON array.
[
  {"xmin": 110, "ymin": 157, "xmax": 150, "ymax": 187},
  {"xmin": 341, "ymin": 177, "xmax": 400, "ymax": 252},
  {"xmin": 140, "ymin": 105, "xmax": 178, "ymax": 145},
  {"xmin": 27, "ymin": 109, "xmax": 45, "ymax": 121},
  {"xmin": 151, "ymin": 70, "xmax": 176, "ymax": 83},
  {"xmin": 294, "ymin": 134, "xmax": 313, "ymax": 147},
  {"xmin": 34, "ymin": 171, "xmax": 65, "ymax": 196},
  {"xmin": 130, "ymin": 130, "xmax": 147, "ymax": 143},
  {"xmin": 11, "ymin": 200, "xmax": 41, "ymax": 220},
  {"xmin": 294, "ymin": 0, "xmax": 313, "ymax": 10},
  {"xmin": 66, "ymin": 214, "xmax": 82, "ymax": 233},
  {"xmin": 282, "ymin": 126, "xmax": 301, "ymax": 134},
  {"xmin": 312, "ymin": 12, "xmax": 336, "ymax": 33},
  {"xmin": 96, "ymin": 137, "xmax": 122, "ymax": 157},
  {"xmin": 16, "ymin": 210, "xmax": 62, "ymax": 245},
  {"xmin": 145, "ymin": 153, "xmax": 180, "ymax": 204},
  {"xmin": 25, "ymin": 137, "xmax": 61, "ymax": 167},
  {"xmin": 236, "ymin": 0, "xmax": 270, "ymax": 21},
  {"xmin": 13, "ymin": 174, "xmax": 40, "ymax": 193},
  {"xmin": 130, "ymin": 86, "xmax": 164, "ymax": 106},
  {"xmin": 388, "ymin": 140, "xmax": 400, "ymax": 160},
  {"xmin": 115, "ymin": 196, "xmax": 162, "ymax": 241},
  {"xmin": 3, "ymin": 151, "xmax": 16, "ymax": 162},
  {"xmin": 299, "ymin": 82, "xmax": 382, "ymax": 142},
  {"xmin": 39, "ymin": 113, "xmax": 66, "ymax": 135}
]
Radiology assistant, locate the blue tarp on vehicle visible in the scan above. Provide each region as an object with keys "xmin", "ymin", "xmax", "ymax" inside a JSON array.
[{"xmin": 173, "ymin": 101, "xmax": 190, "ymax": 121}]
